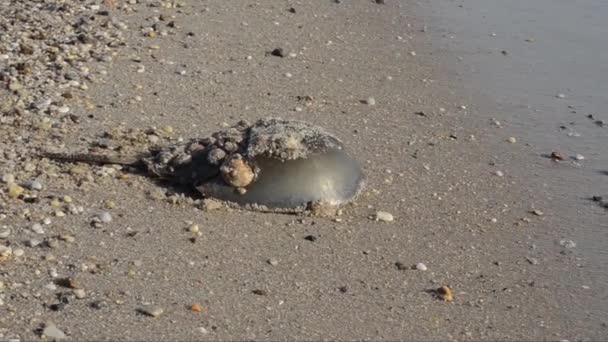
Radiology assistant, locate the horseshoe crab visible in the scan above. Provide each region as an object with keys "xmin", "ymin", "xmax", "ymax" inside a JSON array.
[{"xmin": 41, "ymin": 118, "xmax": 365, "ymax": 212}]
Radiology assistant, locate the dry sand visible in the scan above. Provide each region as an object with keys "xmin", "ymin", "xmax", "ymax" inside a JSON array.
[{"xmin": 0, "ymin": 0, "xmax": 602, "ymax": 340}]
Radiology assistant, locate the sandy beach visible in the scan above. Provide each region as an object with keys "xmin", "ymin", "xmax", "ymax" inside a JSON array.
[{"xmin": 1, "ymin": 0, "xmax": 606, "ymax": 340}]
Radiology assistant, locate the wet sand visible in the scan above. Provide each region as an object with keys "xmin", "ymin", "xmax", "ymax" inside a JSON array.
[
  {"xmin": 417, "ymin": 0, "xmax": 608, "ymax": 338},
  {"xmin": 1, "ymin": 0, "xmax": 605, "ymax": 340}
]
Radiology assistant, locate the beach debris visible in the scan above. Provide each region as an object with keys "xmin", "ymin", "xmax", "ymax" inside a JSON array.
[{"xmin": 39, "ymin": 118, "xmax": 364, "ymax": 213}]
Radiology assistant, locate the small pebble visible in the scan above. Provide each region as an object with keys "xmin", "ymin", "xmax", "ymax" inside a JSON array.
[
  {"xmin": 73, "ymin": 289, "xmax": 86, "ymax": 299},
  {"xmin": 267, "ymin": 258, "xmax": 279, "ymax": 266},
  {"xmin": 31, "ymin": 223, "xmax": 45, "ymax": 235},
  {"xmin": 365, "ymin": 97, "xmax": 376, "ymax": 106},
  {"xmin": 13, "ymin": 248, "xmax": 24, "ymax": 257},
  {"xmin": 189, "ymin": 224, "xmax": 200, "ymax": 233},
  {"xmin": 1, "ymin": 174, "xmax": 15, "ymax": 183},
  {"xmin": 495, "ymin": 170, "xmax": 504, "ymax": 177},
  {"xmin": 375, "ymin": 211, "xmax": 394, "ymax": 222},
  {"xmin": 556, "ymin": 93, "xmax": 566, "ymax": 99},
  {"xmin": 507, "ymin": 137, "xmax": 517, "ymax": 143},
  {"xmin": 0, "ymin": 229, "xmax": 10, "ymax": 239},
  {"xmin": 23, "ymin": 180, "xmax": 43, "ymax": 191},
  {"xmin": 559, "ymin": 240, "xmax": 576, "ymax": 249},
  {"xmin": 415, "ymin": 262, "xmax": 428, "ymax": 271},
  {"xmin": 532, "ymin": 209, "xmax": 544, "ymax": 216},
  {"xmin": 574, "ymin": 154, "xmax": 585, "ymax": 161},
  {"xmin": 7, "ymin": 183, "xmax": 24, "ymax": 197},
  {"xmin": 42, "ymin": 323, "xmax": 66, "ymax": 340},
  {"xmin": 526, "ymin": 257, "xmax": 539, "ymax": 265},
  {"xmin": 140, "ymin": 306, "xmax": 164, "ymax": 317},
  {"xmin": 98, "ymin": 212, "xmax": 112, "ymax": 223}
]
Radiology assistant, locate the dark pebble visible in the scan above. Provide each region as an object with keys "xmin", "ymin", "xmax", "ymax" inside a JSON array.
[
  {"xmin": 304, "ymin": 235, "xmax": 317, "ymax": 242},
  {"xmin": 270, "ymin": 48, "xmax": 285, "ymax": 57},
  {"xmin": 395, "ymin": 262, "xmax": 408, "ymax": 270},
  {"xmin": 252, "ymin": 289, "xmax": 268, "ymax": 296}
]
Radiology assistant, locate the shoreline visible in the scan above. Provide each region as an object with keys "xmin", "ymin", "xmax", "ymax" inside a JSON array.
[{"xmin": 0, "ymin": 0, "xmax": 602, "ymax": 340}]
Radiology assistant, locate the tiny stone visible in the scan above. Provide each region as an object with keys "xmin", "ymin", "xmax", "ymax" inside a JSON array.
[
  {"xmin": 57, "ymin": 106, "xmax": 70, "ymax": 114},
  {"xmin": 270, "ymin": 48, "xmax": 285, "ymax": 57},
  {"xmin": 507, "ymin": 137, "xmax": 517, "ymax": 143},
  {"xmin": 2, "ymin": 174, "xmax": 15, "ymax": 183},
  {"xmin": 365, "ymin": 97, "xmax": 376, "ymax": 106},
  {"xmin": 374, "ymin": 211, "xmax": 394, "ymax": 222},
  {"xmin": 73, "ymin": 289, "xmax": 86, "ymax": 299},
  {"xmin": 27, "ymin": 239, "xmax": 42, "ymax": 247},
  {"xmin": 526, "ymin": 257, "xmax": 539, "ymax": 265},
  {"xmin": 13, "ymin": 248, "xmax": 24, "ymax": 257},
  {"xmin": 304, "ymin": 235, "xmax": 317, "ymax": 242},
  {"xmin": 31, "ymin": 223, "xmax": 45, "ymax": 235},
  {"xmin": 415, "ymin": 262, "xmax": 428, "ymax": 271},
  {"xmin": 189, "ymin": 224, "xmax": 200, "ymax": 233},
  {"xmin": 7, "ymin": 183, "xmax": 24, "ymax": 197},
  {"xmin": 202, "ymin": 198, "xmax": 223, "ymax": 211},
  {"xmin": 98, "ymin": 212, "xmax": 112, "ymax": 223},
  {"xmin": 42, "ymin": 324, "xmax": 66, "ymax": 340},
  {"xmin": 0, "ymin": 229, "xmax": 10, "ymax": 239},
  {"xmin": 495, "ymin": 170, "xmax": 504, "ymax": 177},
  {"xmin": 559, "ymin": 240, "xmax": 576, "ymax": 249},
  {"xmin": 24, "ymin": 180, "xmax": 43, "ymax": 191},
  {"xmin": 574, "ymin": 154, "xmax": 585, "ymax": 161},
  {"xmin": 395, "ymin": 262, "xmax": 408, "ymax": 270},
  {"xmin": 556, "ymin": 93, "xmax": 566, "ymax": 99},
  {"xmin": 267, "ymin": 258, "xmax": 279, "ymax": 266},
  {"xmin": 532, "ymin": 209, "xmax": 544, "ymax": 216},
  {"xmin": 140, "ymin": 306, "xmax": 164, "ymax": 317}
]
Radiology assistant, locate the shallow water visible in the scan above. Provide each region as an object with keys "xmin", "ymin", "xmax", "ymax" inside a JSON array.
[{"xmin": 417, "ymin": 0, "xmax": 608, "ymax": 335}]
